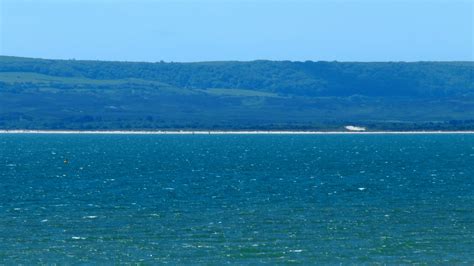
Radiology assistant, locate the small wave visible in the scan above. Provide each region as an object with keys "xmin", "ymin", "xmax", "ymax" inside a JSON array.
[{"xmin": 289, "ymin": 249, "xmax": 303, "ymax": 253}]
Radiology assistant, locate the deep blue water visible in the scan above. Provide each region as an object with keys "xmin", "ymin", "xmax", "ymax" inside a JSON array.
[{"xmin": 1, "ymin": 134, "xmax": 473, "ymax": 264}]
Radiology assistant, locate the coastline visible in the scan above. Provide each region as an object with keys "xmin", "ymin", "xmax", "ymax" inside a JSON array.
[{"xmin": 1, "ymin": 130, "xmax": 474, "ymax": 135}]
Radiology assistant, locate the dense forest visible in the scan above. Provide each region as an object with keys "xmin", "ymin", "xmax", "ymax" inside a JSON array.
[{"xmin": 1, "ymin": 56, "xmax": 473, "ymax": 130}]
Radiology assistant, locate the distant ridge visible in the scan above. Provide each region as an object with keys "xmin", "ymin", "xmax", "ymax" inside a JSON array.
[{"xmin": 1, "ymin": 56, "xmax": 473, "ymax": 130}]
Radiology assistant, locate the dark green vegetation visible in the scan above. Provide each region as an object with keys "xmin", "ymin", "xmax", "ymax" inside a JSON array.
[{"xmin": 1, "ymin": 56, "xmax": 473, "ymax": 130}]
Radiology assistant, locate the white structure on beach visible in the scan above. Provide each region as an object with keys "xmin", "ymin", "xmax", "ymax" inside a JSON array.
[{"xmin": 345, "ymin": 125, "xmax": 366, "ymax": 131}]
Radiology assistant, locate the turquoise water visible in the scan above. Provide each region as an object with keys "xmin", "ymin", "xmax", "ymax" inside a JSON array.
[{"xmin": 1, "ymin": 134, "xmax": 473, "ymax": 264}]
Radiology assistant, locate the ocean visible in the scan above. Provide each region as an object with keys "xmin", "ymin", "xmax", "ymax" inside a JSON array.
[{"xmin": 1, "ymin": 134, "xmax": 473, "ymax": 264}]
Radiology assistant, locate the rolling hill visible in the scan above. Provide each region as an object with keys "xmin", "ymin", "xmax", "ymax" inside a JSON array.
[{"xmin": 1, "ymin": 56, "xmax": 473, "ymax": 130}]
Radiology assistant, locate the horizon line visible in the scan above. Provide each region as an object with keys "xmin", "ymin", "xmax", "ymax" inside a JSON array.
[
  {"xmin": 2, "ymin": 54, "xmax": 473, "ymax": 64},
  {"xmin": 2, "ymin": 130, "xmax": 474, "ymax": 135}
]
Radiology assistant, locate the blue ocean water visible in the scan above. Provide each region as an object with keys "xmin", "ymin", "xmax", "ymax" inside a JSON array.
[{"xmin": 0, "ymin": 134, "xmax": 473, "ymax": 264}]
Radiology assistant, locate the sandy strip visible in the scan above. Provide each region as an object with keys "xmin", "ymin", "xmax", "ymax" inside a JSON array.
[{"xmin": 1, "ymin": 130, "xmax": 474, "ymax": 135}]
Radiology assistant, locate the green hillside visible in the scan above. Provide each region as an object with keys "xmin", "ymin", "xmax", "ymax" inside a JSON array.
[{"xmin": 1, "ymin": 56, "xmax": 473, "ymax": 130}]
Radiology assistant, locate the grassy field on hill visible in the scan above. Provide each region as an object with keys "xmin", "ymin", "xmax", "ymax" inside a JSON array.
[{"xmin": 1, "ymin": 56, "xmax": 473, "ymax": 130}]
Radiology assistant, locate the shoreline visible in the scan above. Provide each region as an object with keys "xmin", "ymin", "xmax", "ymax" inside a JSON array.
[{"xmin": 1, "ymin": 130, "xmax": 474, "ymax": 135}]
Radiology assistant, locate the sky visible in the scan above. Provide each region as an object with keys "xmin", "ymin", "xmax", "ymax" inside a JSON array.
[{"xmin": 0, "ymin": 0, "xmax": 472, "ymax": 62}]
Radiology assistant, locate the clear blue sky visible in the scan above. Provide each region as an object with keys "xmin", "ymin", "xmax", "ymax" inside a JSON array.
[{"xmin": 1, "ymin": 0, "xmax": 472, "ymax": 62}]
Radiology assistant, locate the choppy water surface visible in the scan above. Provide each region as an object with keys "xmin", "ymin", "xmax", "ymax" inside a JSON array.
[{"xmin": 1, "ymin": 134, "xmax": 473, "ymax": 264}]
